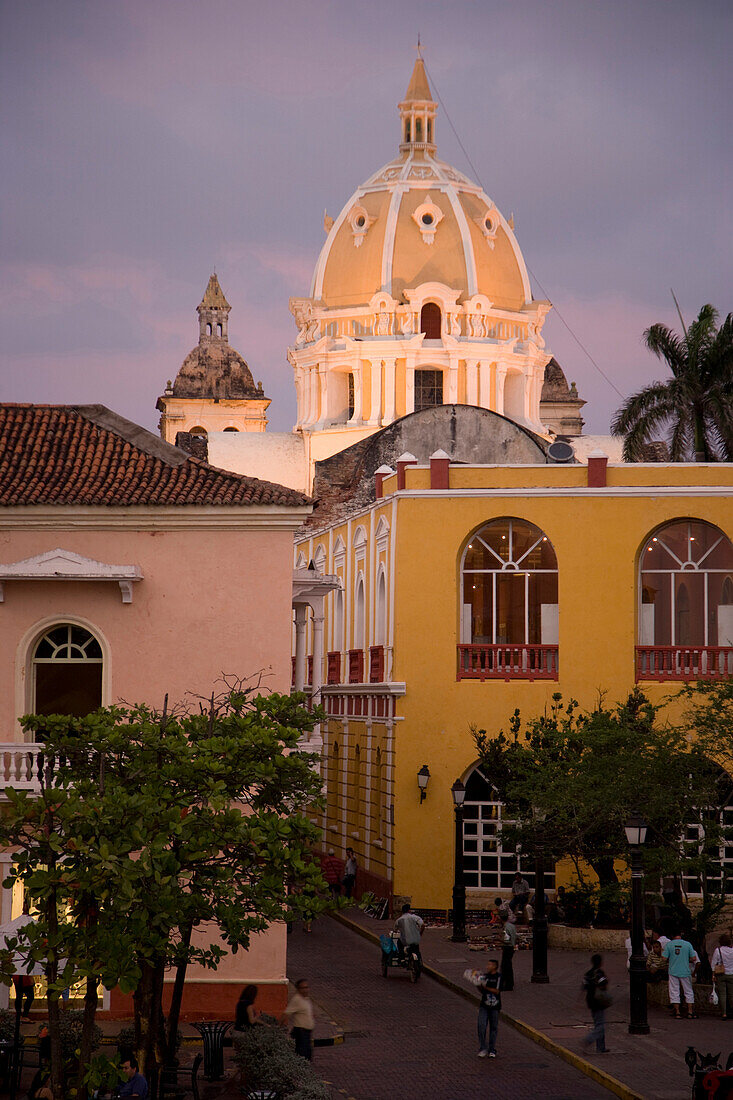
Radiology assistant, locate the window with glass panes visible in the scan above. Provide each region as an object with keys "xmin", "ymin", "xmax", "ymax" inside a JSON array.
[
  {"xmin": 683, "ymin": 772, "xmax": 733, "ymax": 897},
  {"xmin": 462, "ymin": 766, "xmax": 555, "ymax": 891},
  {"xmin": 414, "ymin": 369, "xmax": 443, "ymax": 412},
  {"xmin": 32, "ymin": 624, "xmax": 103, "ymax": 719}
]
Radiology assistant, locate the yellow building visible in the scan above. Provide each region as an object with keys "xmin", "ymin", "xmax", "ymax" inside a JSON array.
[{"xmin": 295, "ymin": 450, "xmax": 733, "ymax": 909}]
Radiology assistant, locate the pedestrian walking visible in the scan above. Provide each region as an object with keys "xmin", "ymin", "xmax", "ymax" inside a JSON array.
[
  {"xmin": 284, "ymin": 978, "xmax": 315, "ymax": 1060},
  {"xmin": 477, "ymin": 959, "xmax": 502, "ymax": 1059},
  {"xmin": 711, "ymin": 934, "xmax": 733, "ymax": 1019},
  {"xmin": 500, "ymin": 914, "xmax": 516, "ymax": 991},
  {"xmin": 321, "ymin": 848, "xmax": 344, "ymax": 897},
  {"xmin": 582, "ymin": 953, "xmax": 611, "ymax": 1054},
  {"xmin": 342, "ymin": 848, "xmax": 358, "ymax": 898},
  {"xmin": 662, "ymin": 929, "xmax": 699, "ymax": 1019}
]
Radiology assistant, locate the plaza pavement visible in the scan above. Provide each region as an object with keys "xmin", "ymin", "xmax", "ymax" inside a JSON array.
[
  {"xmin": 286, "ymin": 914, "xmax": 611, "ymax": 1100},
  {"xmin": 329, "ymin": 906, "xmax": 733, "ymax": 1100}
]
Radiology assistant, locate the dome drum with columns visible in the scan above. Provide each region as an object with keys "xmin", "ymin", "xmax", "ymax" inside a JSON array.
[{"xmin": 287, "ymin": 56, "xmax": 561, "ymax": 462}]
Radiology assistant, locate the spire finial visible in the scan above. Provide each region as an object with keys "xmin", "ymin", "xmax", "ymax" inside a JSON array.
[{"xmin": 417, "ymin": 34, "xmax": 422, "ymax": 59}]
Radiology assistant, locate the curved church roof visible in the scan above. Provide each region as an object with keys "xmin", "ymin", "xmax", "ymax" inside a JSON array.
[{"xmin": 310, "ymin": 58, "xmax": 532, "ymax": 312}]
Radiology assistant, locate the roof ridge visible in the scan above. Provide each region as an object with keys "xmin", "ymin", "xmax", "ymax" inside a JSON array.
[{"xmin": 72, "ymin": 405, "xmax": 191, "ymax": 467}]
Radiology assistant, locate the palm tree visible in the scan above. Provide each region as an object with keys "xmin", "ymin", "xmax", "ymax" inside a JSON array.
[{"xmin": 611, "ymin": 304, "xmax": 733, "ymax": 461}]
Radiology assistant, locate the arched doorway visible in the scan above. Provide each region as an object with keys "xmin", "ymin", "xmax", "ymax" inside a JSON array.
[
  {"xmin": 32, "ymin": 624, "xmax": 103, "ymax": 718},
  {"xmin": 420, "ymin": 302, "xmax": 441, "ymax": 339}
]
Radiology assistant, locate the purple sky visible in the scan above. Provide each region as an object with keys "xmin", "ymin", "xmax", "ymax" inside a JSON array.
[{"xmin": 1, "ymin": 0, "xmax": 731, "ymax": 436}]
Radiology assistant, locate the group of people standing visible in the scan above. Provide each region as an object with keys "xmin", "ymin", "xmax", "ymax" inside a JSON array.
[{"xmin": 321, "ymin": 848, "xmax": 358, "ymax": 899}]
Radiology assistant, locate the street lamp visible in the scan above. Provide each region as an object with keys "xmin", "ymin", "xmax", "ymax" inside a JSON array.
[
  {"xmin": 624, "ymin": 811, "xmax": 650, "ymax": 1035},
  {"xmin": 451, "ymin": 779, "xmax": 467, "ymax": 943},
  {"xmin": 531, "ymin": 806, "xmax": 550, "ymax": 984},
  {"xmin": 417, "ymin": 765, "xmax": 431, "ymax": 803}
]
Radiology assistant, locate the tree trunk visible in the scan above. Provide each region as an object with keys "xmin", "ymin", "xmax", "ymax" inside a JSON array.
[
  {"xmin": 75, "ymin": 976, "xmax": 99, "ymax": 1100},
  {"xmin": 165, "ymin": 922, "xmax": 193, "ymax": 1065},
  {"xmin": 694, "ymin": 410, "xmax": 707, "ymax": 462},
  {"xmin": 588, "ymin": 856, "xmax": 622, "ymax": 925},
  {"xmin": 133, "ymin": 957, "xmax": 166, "ymax": 1087}
]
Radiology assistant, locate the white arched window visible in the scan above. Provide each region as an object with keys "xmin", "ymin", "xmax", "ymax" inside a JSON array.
[
  {"xmin": 32, "ymin": 624, "xmax": 103, "ymax": 720},
  {"xmin": 459, "ymin": 518, "xmax": 558, "ymax": 679},
  {"xmin": 638, "ymin": 519, "xmax": 733, "ymax": 680},
  {"xmin": 461, "ymin": 765, "xmax": 555, "ymax": 891},
  {"xmin": 354, "ymin": 575, "xmax": 365, "ymax": 650},
  {"xmin": 375, "ymin": 569, "xmax": 387, "ymax": 647}
]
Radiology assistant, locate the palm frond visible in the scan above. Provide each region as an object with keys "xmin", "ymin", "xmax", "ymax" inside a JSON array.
[{"xmin": 644, "ymin": 324, "xmax": 685, "ymax": 375}]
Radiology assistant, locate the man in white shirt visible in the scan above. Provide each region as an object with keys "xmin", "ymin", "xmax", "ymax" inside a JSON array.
[
  {"xmin": 395, "ymin": 903, "xmax": 425, "ymax": 960},
  {"xmin": 284, "ymin": 978, "xmax": 315, "ymax": 1060}
]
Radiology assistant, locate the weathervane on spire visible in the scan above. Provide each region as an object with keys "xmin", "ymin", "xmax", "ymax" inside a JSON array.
[{"xmin": 417, "ymin": 33, "xmax": 422, "ymax": 59}]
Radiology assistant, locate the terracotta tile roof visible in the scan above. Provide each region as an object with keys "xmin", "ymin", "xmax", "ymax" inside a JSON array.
[{"xmin": 0, "ymin": 405, "xmax": 311, "ymax": 509}]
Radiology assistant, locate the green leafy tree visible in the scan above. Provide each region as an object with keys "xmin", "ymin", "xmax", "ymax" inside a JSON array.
[
  {"xmin": 0, "ymin": 686, "xmax": 329, "ymax": 1097},
  {"xmin": 472, "ymin": 689, "xmax": 719, "ymax": 923},
  {"xmin": 611, "ymin": 304, "xmax": 733, "ymax": 461}
]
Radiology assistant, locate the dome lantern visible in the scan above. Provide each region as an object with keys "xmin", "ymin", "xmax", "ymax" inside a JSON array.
[{"xmin": 399, "ymin": 55, "xmax": 437, "ymax": 153}]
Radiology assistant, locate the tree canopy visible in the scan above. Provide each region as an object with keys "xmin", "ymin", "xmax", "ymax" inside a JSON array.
[
  {"xmin": 0, "ymin": 686, "xmax": 328, "ymax": 1097},
  {"xmin": 611, "ymin": 303, "xmax": 733, "ymax": 461}
]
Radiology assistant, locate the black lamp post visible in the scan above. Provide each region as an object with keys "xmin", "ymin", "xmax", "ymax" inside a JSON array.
[
  {"xmin": 625, "ymin": 811, "xmax": 650, "ymax": 1035},
  {"xmin": 531, "ymin": 807, "xmax": 550, "ymax": 984},
  {"xmin": 451, "ymin": 778, "xmax": 467, "ymax": 943}
]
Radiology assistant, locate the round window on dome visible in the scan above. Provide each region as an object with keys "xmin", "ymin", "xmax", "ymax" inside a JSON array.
[
  {"xmin": 421, "ymin": 212, "xmax": 434, "ymax": 226},
  {"xmin": 484, "ymin": 216, "xmax": 493, "ymax": 231},
  {"xmin": 355, "ymin": 215, "xmax": 366, "ymax": 228}
]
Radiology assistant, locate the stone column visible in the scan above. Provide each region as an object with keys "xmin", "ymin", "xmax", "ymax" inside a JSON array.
[
  {"xmin": 293, "ymin": 605, "xmax": 308, "ymax": 692},
  {"xmin": 479, "ymin": 361, "xmax": 492, "ymax": 410},
  {"xmin": 495, "ymin": 364, "xmax": 508, "ymax": 416},
  {"xmin": 369, "ymin": 360, "xmax": 382, "ymax": 426},
  {"xmin": 405, "ymin": 357, "xmax": 416, "ymax": 415},
  {"xmin": 447, "ymin": 355, "xmax": 459, "ymax": 403},
  {"xmin": 465, "ymin": 359, "xmax": 478, "ymax": 407},
  {"xmin": 311, "ymin": 607, "xmax": 325, "ymax": 701},
  {"xmin": 383, "ymin": 359, "xmax": 396, "ymax": 424}
]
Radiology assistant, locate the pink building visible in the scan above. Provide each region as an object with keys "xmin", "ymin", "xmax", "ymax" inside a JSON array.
[{"xmin": 0, "ymin": 403, "xmax": 311, "ymax": 1017}]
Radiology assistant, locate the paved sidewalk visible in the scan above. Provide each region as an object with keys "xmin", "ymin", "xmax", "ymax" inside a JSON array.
[
  {"xmin": 287, "ymin": 915, "xmax": 610, "ymax": 1100},
  {"xmin": 339, "ymin": 907, "xmax": 731, "ymax": 1100}
]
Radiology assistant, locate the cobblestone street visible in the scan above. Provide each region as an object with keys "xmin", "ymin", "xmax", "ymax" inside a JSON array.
[{"xmin": 287, "ymin": 917, "xmax": 610, "ymax": 1100}]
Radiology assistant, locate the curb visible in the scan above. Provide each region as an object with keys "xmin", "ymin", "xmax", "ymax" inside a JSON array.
[
  {"xmin": 314, "ymin": 1033, "xmax": 345, "ymax": 1047},
  {"xmin": 331, "ymin": 911, "xmax": 644, "ymax": 1100}
]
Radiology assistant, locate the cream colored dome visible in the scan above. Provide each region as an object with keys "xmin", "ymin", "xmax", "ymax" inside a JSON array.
[{"xmin": 311, "ymin": 61, "xmax": 531, "ymax": 312}]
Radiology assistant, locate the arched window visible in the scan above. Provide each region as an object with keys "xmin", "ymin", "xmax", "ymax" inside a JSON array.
[
  {"xmin": 376, "ymin": 570, "xmax": 387, "ymax": 647},
  {"xmin": 32, "ymin": 624, "xmax": 103, "ymax": 719},
  {"xmin": 347, "ymin": 374, "xmax": 355, "ymax": 420},
  {"xmin": 372, "ymin": 746, "xmax": 384, "ymax": 841},
  {"xmin": 327, "ymin": 740, "xmax": 340, "ymax": 826},
  {"xmin": 461, "ymin": 765, "xmax": 555, "ymax": 891},
  {"xmin": 223, "ymin": 426, "xmax": 239, "ymax": 433},
  {"xmin": 333, "ymin": 589, "xmax": 344, "ymax": 652},
  {"xmin": 216, "ymin": 323, "xmax": 222, "ymax": 337},
  {"xmin": 459, "ymin": 518, "xmax": 558, "ymax": 679},
  {"xmin": 351, "ymin": 743, "xmax": 362, "ymax": 837},
  {"xmin": 206, "ymin": 323, "xmax": 212, "ymax": 335},
  {"xmin": 638, "ymin": 520, "xmax": 733, "ymax": 678},
  {"xmin": 189, "ymin": 426, "xmax": 207, "ymax": 437},
  {"xmin": 415, "ymin": 117, "xmax": 422, "ymax": 141},
  {"xmin": 354, "ymin": 576, "xmax": 365, "ymax": 650},
  {"xmin": 420, "ymin": 302, "xmax": 441, "ymax": 339}
]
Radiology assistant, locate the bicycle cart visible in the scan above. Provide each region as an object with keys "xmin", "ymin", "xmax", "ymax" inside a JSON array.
[{"xmin": 379, "ymin": 932, "xmax": 422, "ymax": 982}]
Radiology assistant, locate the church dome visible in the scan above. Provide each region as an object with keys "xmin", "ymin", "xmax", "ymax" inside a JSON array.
[
  {"xmin": 310, "ymin": 58, "xmax": 532, "ymax": 312},
  {"xmin": 174, "ymin": 344, "xmax": 258, "ymax": 399},
  {"xmin": 172, "ymin": 275, "xmax": 263, "ymax": 399}
]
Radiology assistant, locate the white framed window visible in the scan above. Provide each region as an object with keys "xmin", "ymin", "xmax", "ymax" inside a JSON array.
[
  {"xmin": 32, "ymin": 624, "xmax": 103, "ymax": 720},
  {"xmin": 461, "ymin": 518, "xmax": 558, "ymax": 645},
  {"xmin": 639, "ymin": 519, "xmax": 733, "ymax": 647},
  {"xmin": 462, "ymin": 765, "xmax": 555, "ymax": 891}
]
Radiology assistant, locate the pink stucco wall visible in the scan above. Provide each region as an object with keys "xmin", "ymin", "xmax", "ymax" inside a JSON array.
[
  {"xmin": 0, "ymin": 520, "xmax": 297, "ymax": 1011},
  {"xmin": 0, "ymin": 525, "xmax": 294, "ymax": 732}
]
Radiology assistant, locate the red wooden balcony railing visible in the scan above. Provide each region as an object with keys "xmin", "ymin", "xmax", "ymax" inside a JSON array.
[
  {"xmin": 369, "ymin": 645, "xmax": 385, "ymax": 683},
  {"xmin": 307, "ymin": 656, "xmax": 313, "ymax": 686},
  {"xmin": 327, "ymin": 651, "xmax": 341, "ymax": 685},
  {"xmin": 457, "ymin": 644, "xmax": 559, "ymax": 681},
  {"xmin": 348, "ymin": 649, "xmax": 365, "ymax": 684},
  {"xmin": 636, "ymin": 646, "xmax": 733, "ymax": 682}
]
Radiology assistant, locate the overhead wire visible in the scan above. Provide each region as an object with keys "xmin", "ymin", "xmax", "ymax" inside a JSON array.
[{"xmin": 422, "ymin": 59, "xmax": 626, "ymax": 401}]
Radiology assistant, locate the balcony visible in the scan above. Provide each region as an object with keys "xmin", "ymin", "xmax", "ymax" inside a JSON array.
[
  {"xmin": 0, "ymin": 744, "xmax": 45, "ymax": 794},
  {"xmin": 635, "ymin": 646, "xmax": 733, "ymax": 682},
  {"xmin": 457, "ymin": 644, "xmax": 559, "ymax": 681}
]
